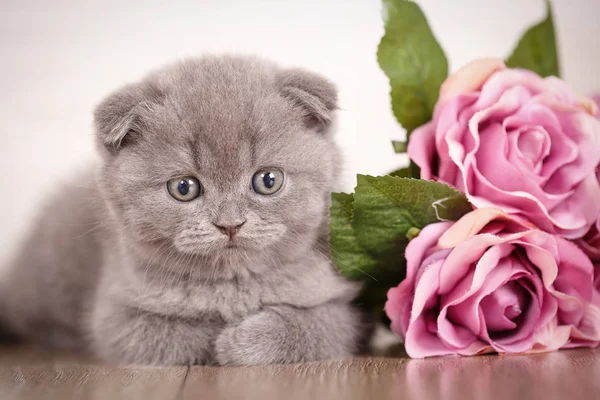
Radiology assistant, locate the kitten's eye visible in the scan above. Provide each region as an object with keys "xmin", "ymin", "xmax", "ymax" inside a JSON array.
[
  {"xmin": 252, "ymin": 169, "xmax": 284, "ymax": 195},
  {"xmin": 167, "ymin": 177, "xmax": 202, "ymax": 201}
]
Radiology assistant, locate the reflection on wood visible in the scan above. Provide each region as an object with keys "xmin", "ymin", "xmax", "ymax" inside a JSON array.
[{"xmin": 0, "ymin": 345, "xmax": 598, "ymax": 400}]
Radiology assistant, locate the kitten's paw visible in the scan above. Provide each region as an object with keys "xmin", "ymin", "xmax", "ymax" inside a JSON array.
[
  {"xmin": 215, "ymin": 311, "xmax": 296, "ymax": 365},
  {"xmin": 91, "ymin": 301, "xmax": 219, "ymax": 366}
]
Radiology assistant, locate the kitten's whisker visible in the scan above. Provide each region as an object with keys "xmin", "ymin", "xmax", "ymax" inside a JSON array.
[
  {"xmin": 271, "ymin": 229, "xmax": 376, "ymax": 281},
  {"xmin": 71, "ymin": 221, "xmax": 107, "ymax": 239},
  {"xmin": 143, "ymin": 245, "xmax": 178, "ymax": 294},
  {"xmin": 177, "ymin": 251, "xmax": 195, "ymax": 288},
  {"xmin": 314, "ymin": 239, "xmax": 379, "ymax": 282},
  {"xmin": 140, "ymin": 241, "xmax": 175, "ymax": 294}
]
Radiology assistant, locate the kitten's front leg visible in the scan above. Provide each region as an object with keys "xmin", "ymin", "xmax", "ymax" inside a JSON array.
[
  {"xmin": 90, "ymin": 299, "xmax": 220, "ymax": 366},
  {"xmin": 215, "ymin": 302, "xmax": 365, "ymax": 365}
]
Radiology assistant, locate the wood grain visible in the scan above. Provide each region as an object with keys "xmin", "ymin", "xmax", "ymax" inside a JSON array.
[
  {"xmin": 1, "ymin": 345, "xmax": 599, "ymax": 400},
  {"xmin": 181, "ymin": 349, "xmax": 600, "ymax": 400},
  {"xmin": 0, "ymin": 366, "xmax": 188, "ymax": 400},
  {"xmin": 0, "ymin": 345, "xmax": 187, "ymax": 400}
]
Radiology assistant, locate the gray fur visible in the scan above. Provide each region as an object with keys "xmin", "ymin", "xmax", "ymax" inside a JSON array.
[{"xmin": 0, "ymin": 55, "xmax": 368, "ymax": 365}]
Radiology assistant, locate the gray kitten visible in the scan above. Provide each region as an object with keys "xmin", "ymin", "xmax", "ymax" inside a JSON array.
[{"xmin": 0, "ymin": 55, "xmax": 369, "ymax": 365}]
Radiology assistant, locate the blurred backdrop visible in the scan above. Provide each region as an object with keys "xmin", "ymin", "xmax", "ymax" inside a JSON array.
[{"xmin": 1, "ymin": 0, "xmax": 599, "ymax": 264}]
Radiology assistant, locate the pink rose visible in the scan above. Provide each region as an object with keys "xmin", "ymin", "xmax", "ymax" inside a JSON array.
[
  {"xmin": 408, "ymin": 59, "xmax": 600, "ymax": 239},
  {"xmin": 385, "ymin": 208, "xmax": 600, "ymax": 358},
  {"xmin": 576, "ymin": 174, "xmax": 600, "ymax": 265},
  {"xmin": 576, "ymin": 94, "xmax": 600, "ymax": 288},
  {"xmin": 585, "ymin": 94, "xmax": 600, "ymax": 118}
]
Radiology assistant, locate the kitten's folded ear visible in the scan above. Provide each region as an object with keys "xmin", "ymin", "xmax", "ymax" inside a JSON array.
[
  {"xmin": 276, "ymin": 69, "xmax": 338, "ymax": 133},
  {"xmin": 93, "ymin": 83, "xmax": 160, "ymax": 154}
]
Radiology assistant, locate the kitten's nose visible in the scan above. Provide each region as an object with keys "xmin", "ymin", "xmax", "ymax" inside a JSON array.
[{"xmin": 213, "ymin": 221, "xmax": 246, "ymax": 239}]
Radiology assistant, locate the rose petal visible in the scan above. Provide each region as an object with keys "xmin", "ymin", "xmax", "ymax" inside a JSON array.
[
  {"xmin": 576, "ymin": 96, "xmax": 598, "ymax": 116},
  {"xmin": 438, "ymin": 234, "xmax": 507, "ymax": 294},
  {"xmin": 562, "ymin": 303, "xmax": 600, "ymax": 347},
  {"xmin": 480, "ymin": 280, "xmax": 528, "ymax": 331},
  {"xmin": 437, "ymin": 208, "xmax": 530, "ymax": 249},
  {"xmin": 439, "ymin": 244, "xmax": 514, "ymax": 336},
  {"xmin": 438, "ymin": 58, "xmax": 506, "ymax": 105},
  {"xmin": 405, "ymin": 222, "xmax": 454, "ymax": 283},
  {"xmin": 532, "ymin": 317, "xmax": 571, "ymax": 352},
  {"xmin": 402, "ymin": 259, "xmax": 454, "ymax": 358},
  {"xmin": 407, "ymin": 121, "xmax": 437, "ymax": 181}
]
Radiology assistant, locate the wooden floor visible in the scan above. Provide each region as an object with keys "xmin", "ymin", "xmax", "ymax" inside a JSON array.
[{"xmin": 0, "ymin": 344, "xmax": 599, "ymax": 399}]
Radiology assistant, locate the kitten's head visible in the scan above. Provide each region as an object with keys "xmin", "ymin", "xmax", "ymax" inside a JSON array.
[{"xmin": 94, "ymin": 55, "xmax": 340, "ymax": 280}]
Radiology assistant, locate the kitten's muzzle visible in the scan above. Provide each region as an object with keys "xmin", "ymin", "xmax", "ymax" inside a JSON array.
[{"xmin": 213, "ymin": 220, "xmax": 246, "ymax": 240}]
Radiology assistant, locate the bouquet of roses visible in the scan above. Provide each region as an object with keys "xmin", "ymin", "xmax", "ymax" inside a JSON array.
[{"xmin": 330, "ymin": 0, "xmax": 600, "ymax": 358}]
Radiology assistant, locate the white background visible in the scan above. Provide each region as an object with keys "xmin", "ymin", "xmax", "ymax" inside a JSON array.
[{"xmin": 1, "ymin": 0, "xmax": 599, "ymax": 264}]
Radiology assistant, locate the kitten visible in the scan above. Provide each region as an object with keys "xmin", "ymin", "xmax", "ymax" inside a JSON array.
[{"xmin": 0, "ymin": 55, "xmax": 369, "ymax": 365}]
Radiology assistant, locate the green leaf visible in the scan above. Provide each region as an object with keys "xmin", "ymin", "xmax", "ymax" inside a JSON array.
[
  {"xmin": 377, "ymin": 0, "xmax": 448, "ymax": 134},
  {"xmin": 352, "ymin": 175, "xmax": 472, "ymax": 256},
  {"xmin": 329, "ymin": 176, "xmax": 472, "ymax": 315},
  {"xmin": 328, "ymin": 193, "xmax": 378, "ymax": 280},
  {"xmin": 506, "ymin": 0, "xmax": 560, "ymax": 77},
  {"xmin": 352, "ymin": 280, "xmax": 392, "ymax": 314},
  {"xmin": 389, "ymin": 166, "xmax": 413, "ymax": 178},
  {"xmin": 389, "ymin": 161, "xmax": 421, "ymax": 179},
  {"xmin": 392, "ymin": 140, "xmax": 407, "ymax": 153},
  {"xmin": 410, "ymin": 160, "xmax": 421, "ymax": 179},
  {"xmin": 330, "ymin": 192, "xmax": 408, "ymax": 311}
]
